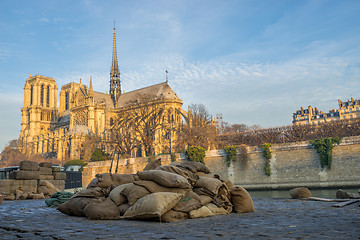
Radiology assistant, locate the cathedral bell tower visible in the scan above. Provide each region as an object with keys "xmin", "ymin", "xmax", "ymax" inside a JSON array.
[{"xmin": 110, "ymin": 25, "xmax": 121, "ymax": 104}]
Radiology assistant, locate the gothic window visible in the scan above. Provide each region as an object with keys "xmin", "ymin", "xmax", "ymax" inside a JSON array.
[
  {"xmin": 65, "ymin": 92, "xmax": 69, "ymax": 110},
  {"xmin": 46, "ymin": 86, "xmax": 50, "ymax": 107},
  {"xmin": 40, "ymin": 85, "xmax": 44, "ymax": 106},
  {"xmin": 30, "ymin": 85, "xmax": 33, "ymax": 105},
  {"xmin": 28, "ymin": 111, "xmax": 30, "ymax": 122}
]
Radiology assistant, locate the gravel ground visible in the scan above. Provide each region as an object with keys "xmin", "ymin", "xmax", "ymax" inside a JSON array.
[{"xmin": 0, "ymin": 198, "xmax": 359, "ymax": 239}]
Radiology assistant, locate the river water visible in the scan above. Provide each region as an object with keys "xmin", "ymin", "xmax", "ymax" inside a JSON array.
[{"xmin": 248, "ymin": 188, "xmax": 360, "ymax": 199}]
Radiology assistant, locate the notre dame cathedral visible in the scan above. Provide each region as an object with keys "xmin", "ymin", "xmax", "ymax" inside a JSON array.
[{"xmin": 18, "ymin": 27, "xmax": 189, "ymax": 161}]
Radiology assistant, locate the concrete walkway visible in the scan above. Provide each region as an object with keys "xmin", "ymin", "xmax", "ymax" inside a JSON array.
[{"xmin": 0, "ymin": 198, "xmax": 359, "ymax": 239}]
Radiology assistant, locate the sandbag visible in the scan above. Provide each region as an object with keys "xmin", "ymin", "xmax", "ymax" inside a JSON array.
[
  {"xmin": 39, "ymin": 162, "xmax": 53, "ymax": 168},
  {"xmin": 57, "ymin": 197, "xmax": 99, "ymax": 217},
  {"xmin": 52, "ymin": 166, "xmax": 61, "ymax": 172},
  {"xmin": 109, "ymin": 183, "xmax": 132, "ymax": 205},
  {"xmin": 224, "ymin": 179, "xmax": 234, "ymax": 190},
  {"xmin": 19, "ymin": 161, "xmax": 39, "ymax": 171},
  {"xmin": 290, "ymin": 187, "xmax": 311, "ymax": 199},
  {"xmin": 40, "ymin": 175, "xmax": 54, "ymax": 180},
  {"xmin": 87, "ymin": 178, "xmax": 100, "ymax": 188},
  {"xmin": 119, "ymin": 203, "xmax": 130, "ymax": 216},
  {"xmin": 0, "ymin": 180, "xmax": 11, "ymax": 195},
  {"xmin": 45, "ymin": 191, "xmax": 74, "ymax": 207},
  {"xmin": 123, "ymin": 192, "xmax": 183, "ymax": 219},
  {"xmin": 28, "ymin": 193, "xmax": 45, "ymax": 199},
  {"xmin": 39, "ymin": 180, "xmax": 60, "ymax": 192},
  {"xmin": 50, "ymin": 191, "xmax": 75, "ymax": 199},
  {"xmin": 133, "ymin": 180, "xmax": 187, "ymax": 195},
  {"xmin": 173, "ymin": 191, "xmax": 202, "ymax": 213},
  {"xmin": 194, "ymin": 177, "xmax": 222, "ymax": 196},
  {"xmin": 143, "ymin": 158, "xmax": 162, "ymax": 171},
  {"xmin": 71, "ymin": 187, "xmax": 106, "ymax": 199},
  {"xmin": 18, "ymin": 192, "xmax": 29, "ymax": 200},
  {"xmin": 37, "ymin": 186, "xmax": 50, "ymax": 196},
  {"xmin": 230, "ymin": 186, "xmax": 254, "ymax": 213},
  {"xmin": 39, "ymin": 167, "xmax": 53, "ymax": 175},
  {"xmin": 198, "ymin": 195, "xmax": 213, "ymax": 205},
  {"xmin": 193, "ymin": 187, "xmax": 212, "ymax": 197},
  {"xmin": 15, "ymin": 170, "xmax": 40, "ymax": 180},
  {"xmin": 96, "ymin": 173, "xmax": 138, "ymax": 188},
  {"xmin": 15, "ymin": 188, "xmax": 25, "ymax": 200},
  {"xmin": 178, "ymin": 161, "xmax": 210, "ymax": 174},
  {"xmin": 188, "ymin": 206, "xmax": 214, "ymax": 219},
  {"xmin": 121, "ymin": 183, "xmax": 150, "ymax": 206},
  {"xmin": 161, "ymin": 210, "xmax": 188, "ymax": 222},
  {"xmin": 137, "ymin": 170, "xmax": 191, "ymax": 189},
  {"xmin": 84, "ymin": 198, "xmax": 121, "ymax": 220},
  {"xmin": 155, "ymin": 165, "xmax": 199, "ymax": 186},
  {"xmin": 4, "ymin": 194, "xmax": 15, "ymax": 200},
  {"xmin": 195, "ymin": 172, "xmax": 211, "ymax": 178},
  {"xmin": 206, "ymin": 203, "xmax": 228, "ymax": 216},
  {"xmin": 53, "ymin": 172, "xmax": 66, "ymax": 180}
]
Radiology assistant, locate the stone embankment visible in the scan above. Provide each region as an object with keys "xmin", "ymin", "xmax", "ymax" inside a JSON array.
[{"xmin": 83, "ymin": 136, "xmax": 360, "ymax": 190}]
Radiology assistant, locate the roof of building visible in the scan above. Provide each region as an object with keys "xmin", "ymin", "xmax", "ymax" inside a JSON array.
[
  {"xmin": 91, "ymin": 81, "xmax": 181, "ymax": 109},
  {"xmin": 116, "ymin": 81, "xmax": 180, "ymax": 108}
]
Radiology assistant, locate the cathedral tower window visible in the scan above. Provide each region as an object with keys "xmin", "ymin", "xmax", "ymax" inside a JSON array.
[
  {"xmin": 40, "ymin": 85, "xmax": 44, "ymax": 106},
  {"xmin": 46, "ymin": 86, "xmax": 50, "ymax": 107},
  {"xmin": 65, "ymin": 92, "xmax": 69, "ymax": 110},
  {"xmin": 30, "ymin": 85, "xmax": 33, "ymax": 105}
]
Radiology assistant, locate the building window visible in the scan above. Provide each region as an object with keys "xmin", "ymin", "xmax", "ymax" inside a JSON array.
[
  {"xmin": 357, "ymin": 107, "xmax": 359, "ymax": 112},
  {"xmin": 343, "ymin": 109, "xmax": 346, "ymax": 113},
  {"xmin": 305, "ymin": 115, "xmax": 308, "ymax": 120},
  {"xmin": 65, "ymin": 92, "xmax": 69, "ymax": 110},
  {"xmin": 298, "ymin": 116, "xmax": 301, "ymax": 121},
  {"xmin": 46, "ymin": 86, "xmax": 50, "ymax": 107},
  {"xmin": 350, "ymin": 115, "xmax": 353, "ymax": 118},
  {"xmin": 350, "ymin": 108, "xmax": 353, "ymax": 113},
  {"xmin": 40, "ymin": 85, "xmax": 44, "ymax": 106},
  {"xmin": 30, "ymin": 85, "xmax": 33, "ymax": 105}
]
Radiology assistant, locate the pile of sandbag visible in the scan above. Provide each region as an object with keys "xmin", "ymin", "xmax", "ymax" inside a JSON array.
[
  {"xmin": 57, "ymin": 161, "xmax": 255, "ymax": 222},
  {"xmin": 0, "ymin": 161, "xmax": 66, "ymax": 200},
  {"xmin": 14, "ymin": 161, "xmax": 66, "ymax": 181}
]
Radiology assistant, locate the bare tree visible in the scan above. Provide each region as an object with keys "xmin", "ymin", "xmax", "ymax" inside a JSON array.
[
  {"xmin": 78, "ymin": 135, "xmax": 100, "ymax": 162},
  {"xmin": 176, "ymin": 103, "xmax": 218, "ymax": 150}
]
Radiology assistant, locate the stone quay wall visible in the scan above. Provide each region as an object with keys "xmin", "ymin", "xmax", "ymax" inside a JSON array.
[{"xmin": 82, "ymin": 136, "xmax": 360, "ymax": 190}]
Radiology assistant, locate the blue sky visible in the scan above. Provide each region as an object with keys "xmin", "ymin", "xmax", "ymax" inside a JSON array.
[{"xmin": 0, "ymin": 0, "xmax": 359, "ymax": 151}]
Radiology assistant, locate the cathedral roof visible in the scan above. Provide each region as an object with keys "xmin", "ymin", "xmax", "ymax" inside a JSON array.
[
  {"xmin": 68, "ymin": 125, "xmax": 92, "ymax": 135},
  {"xmin": 93, "ymin": 91, "xmax": 114, "ymax": 108},
  {"xmin": 115, "ymin": 81, "xmax": 181, "ymax": 108}
]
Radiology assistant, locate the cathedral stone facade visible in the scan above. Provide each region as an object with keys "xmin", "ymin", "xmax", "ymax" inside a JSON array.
[{"xmin": 18, "ymin": 27, "xmax": 187, "ymax": 161}]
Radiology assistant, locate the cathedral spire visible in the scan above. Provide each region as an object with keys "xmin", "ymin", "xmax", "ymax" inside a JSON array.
[
  {"xmin": 110, "ymin": 22, "xmax": 121, "ymax": 104},
  {"xmin": 89, "ymin": 76, "xmax": 93, "ymax": 95}
]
